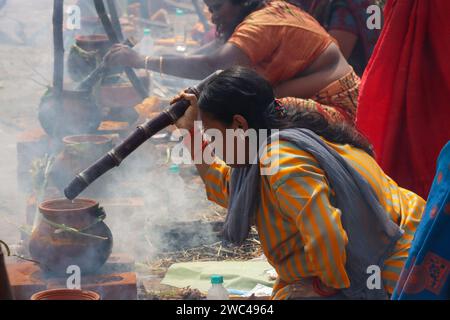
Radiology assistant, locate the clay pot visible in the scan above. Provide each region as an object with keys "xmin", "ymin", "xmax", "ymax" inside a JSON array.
[
  {"xmin": 99, "ymin": 72, "xmax": 150, "ymax": 110},
  {"xmin": 76, "ymin": 34, "xmax": 112, "ymax": 52},
  {"xmin": 31, "ymin": 289, "xmax": 100, "ymax": 300},
  {"xmin": 101, "ymin": 104, "xmax": 140, "ymax": 125},
  {"xmin": 50, "ymin": 134, "xmax": 114, "ymax": 196},
  {"xmin": 98, "ymin": 72, "xmax": 149, "ymax": 124},
  {"xmin": 38, "ymin": 88, "xmax": 101, "ymax": 138},
  {"xmin": 67, "ymin": 34, "xmax": 113, "ymax": 82},
  {"xmin": 62, "ymin": 133, "xmax": 113, "ymax": 146},
  {"xmin": 29, "ymin": 198, "xmax": 113, "ymax": 275}
]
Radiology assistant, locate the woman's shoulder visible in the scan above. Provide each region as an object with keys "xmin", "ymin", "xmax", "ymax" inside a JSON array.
[
  {"xmin": 239, "ymin": 0, "xmax": 316, "ymax": 28},
  {"xmin": 259, "ymin": 138, "xmax": 325, "ymax": 190},
  {"xmin": 259, "ymin": 135, "xmax": 379, "ymax": 190}
]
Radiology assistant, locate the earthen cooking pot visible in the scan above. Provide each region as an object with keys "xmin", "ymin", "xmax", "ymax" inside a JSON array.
[
  {"xmin": 31, "ymin": 289, "xmax": 101, "ymax": 300},
  {"xmin": 38, "ymin": 88, "xmax": 101, "ymax": 138},
  {"xmin": 29, "ymin": 198, "xmax": 113, "ymax": 275},
  {"xmin": 50, "ymin": 134, "xmax": 113, "ymax": 196}
]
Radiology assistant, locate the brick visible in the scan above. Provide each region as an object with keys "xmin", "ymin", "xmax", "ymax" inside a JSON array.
[
  {"xmin": 5, "ymin": 254, "xmax": 137, "ymax": 300},
  {"xmin": 47, "ymin": 272, "xmax": 137, "ymax": 300},
  {"xmin": 5, "ymin": 258, "xmax": 47, "ymax": 300},
  {"xmin": 82, "ymin": 272, "xmax": 137, "ymax": 300},
  {"xmin": 99, "ymin": 253, "xmax": 135, "ymax": 274}
]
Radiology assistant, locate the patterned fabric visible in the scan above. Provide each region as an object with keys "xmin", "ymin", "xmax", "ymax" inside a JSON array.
[
  {"xmin": 327, "ymin": 0, "xmax": 381, "ymax": 76},
  {"xmin": 392, "ymin": 142, "xmax": 450, "ymax": 300},
  {"xmin": 280, "ymin": 69, "xmax": 360, "ymax": 124},
  {"xmin": 228, "ymin": 0, "xmax": 336, "ymax": 85},
  {"xmin": 296, "ymin": 0, "xmax": 381, "ymax": 76},
  {"xmin": 203, "ymin": 137, "xmax": 425, "ymax": 299}
]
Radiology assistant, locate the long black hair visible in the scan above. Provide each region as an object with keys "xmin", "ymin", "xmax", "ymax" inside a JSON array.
[
  {"xmin": 198, "ymin": 66, "xmax": 374, "ymax": 156},
  {"xmin": 215, "ymin": 0, "xmax": 268, "ymax": 39},
  {"xmin": 230, "ymin": 0, "xmax": 268, "ymax": 17}
]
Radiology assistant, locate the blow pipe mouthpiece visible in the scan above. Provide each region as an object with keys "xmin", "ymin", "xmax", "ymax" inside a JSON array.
[{"xmin": 64, "ymin": 175, "xmax": 89, "ymax": 200}]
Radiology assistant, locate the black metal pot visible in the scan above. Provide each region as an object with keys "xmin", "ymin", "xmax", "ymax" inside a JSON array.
[{"xmin": 38, "ymin": 88, "xmax": 101, "ymax": 138}]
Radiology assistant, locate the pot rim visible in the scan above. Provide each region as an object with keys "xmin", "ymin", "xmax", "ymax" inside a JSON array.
[
  {"xmin": 39, "ymin": 198, "xmax": 98, "ymax": 214},
  {"xmin": 75, "ymin": 34, "xmax": 110, "ymax": 43},
  {"xmin": 30, "ymin": 288, "xmax": 101, "ymax": 300},
  {"xmin": 42, "ymin": 88, "xmax": 91, "ymax": 97},
  {"xmin": 62, "ymin": 134, "xmax": 112, "ymax": 145}
]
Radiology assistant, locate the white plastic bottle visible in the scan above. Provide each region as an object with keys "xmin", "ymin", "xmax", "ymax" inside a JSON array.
[
  {"xmin": 173, "ymin": 8, "xmax": 187, "ymax": 52},
  {"xmin": 207, "ymin": 275, "xmax": 229, "ymax": 300},
  {"xmin": 138, "ymin": 28, "xmax": 154, "ymax": 56},
  {"xmin": 137, "ymin": 28, "xmax": 154, "ymax": 93}
]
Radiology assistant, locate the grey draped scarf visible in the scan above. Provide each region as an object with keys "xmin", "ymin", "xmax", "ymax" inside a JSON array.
[{"xmin": 222, "ymin": 128, "xmax": 403, "ymax": 299}]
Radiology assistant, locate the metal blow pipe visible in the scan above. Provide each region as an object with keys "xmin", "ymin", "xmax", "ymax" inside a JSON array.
[{"xmin": 64, "ymin": 70, "xmax": 222, "ymax": 200}]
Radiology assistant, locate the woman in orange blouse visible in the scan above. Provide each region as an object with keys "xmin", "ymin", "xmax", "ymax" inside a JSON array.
[
  {"xmin": 173, "ymin": 67, "xmax": 425, "ymax": 299},
  {"xmin": 105, "ymin": 0, "xmax": 360, "ymax": 124}
]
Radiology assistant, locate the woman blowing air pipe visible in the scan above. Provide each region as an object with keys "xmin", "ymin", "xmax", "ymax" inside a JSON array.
[
  {"xmin": 104, "ymin": 0, "xmax": 360, "ymax": 125},
  {"xmin": 173, "ymin": 66, "xmax": 425, "ymax": 299}
]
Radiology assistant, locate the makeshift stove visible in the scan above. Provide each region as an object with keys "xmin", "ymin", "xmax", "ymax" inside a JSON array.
[{"xmin": 5, "ymin": 253, "xmax": 137, "ymax": 300}]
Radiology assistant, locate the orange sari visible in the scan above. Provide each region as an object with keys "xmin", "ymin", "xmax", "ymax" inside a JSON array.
[
  {"xmin": 228, "ymin": 0, "xmax": 335, "ymax": 85},
  {"xmin": 228, "ymin": 0, "xmax": 360, "ymax": 124}
]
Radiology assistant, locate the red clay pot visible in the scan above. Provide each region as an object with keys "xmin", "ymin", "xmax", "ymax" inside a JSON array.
[
  {"xmin": 50, "ymin": 134, "xmax": 113, "ymax": 195},
  {"xmin": 63, "ymin": 134, "xmax": 113, "ymax": 146},
  {"xmin": 31, "ymin": 289, "xmax": 101, "ymax": 300},
  {"xmin": 67, "ymin": 34, "xmax": 113, "ymax": 82},
  {"xmin": 29, "ymin": 198, "xmax": 113, "ymax": 275},
  {"xmin": 75, "ymin": 34, "xmax": 112, "ymax": 52},
  {"xmin": 99, "ymin": 72, "xmax": 150, "ymax": 110}
]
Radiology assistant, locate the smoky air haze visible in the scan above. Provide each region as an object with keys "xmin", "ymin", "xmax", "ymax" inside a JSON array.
[
  {"xmin": 0, "ymin": 0, "xmax": 53, "ymax": 246},
  {"xmin": 0, "ymin": 0, "xmax": 218, "ymax": 271}
]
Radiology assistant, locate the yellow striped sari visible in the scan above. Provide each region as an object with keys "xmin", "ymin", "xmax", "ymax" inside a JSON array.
[{"xmin": 203, "ymin": 137, "xmax": 425, "ymax": 299}]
